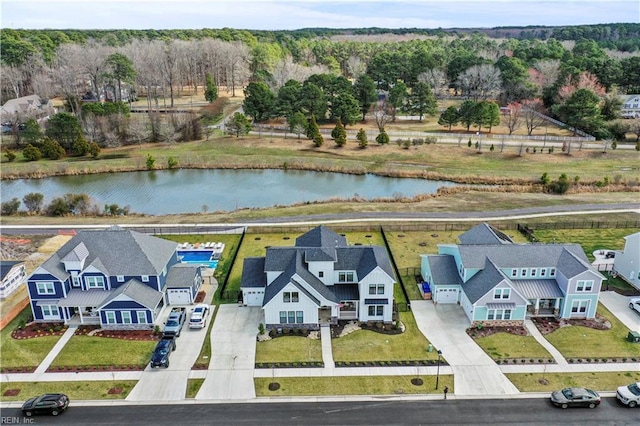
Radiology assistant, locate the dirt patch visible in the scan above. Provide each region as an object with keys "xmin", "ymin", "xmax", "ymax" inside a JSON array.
[
  {"xmin": 3, "ymin": 389, "xmax": 21, "ymax": 396},
  {"xmin": 268, "ymin": 382, "xmax": 280, "ymax": 391},
  {"xmin": 108, "ymin": 387, "xmax": 123, "ymax": 395},
  {"xmin": 466, "ymin": 324, "xmax": 528, "ymax": 339}
]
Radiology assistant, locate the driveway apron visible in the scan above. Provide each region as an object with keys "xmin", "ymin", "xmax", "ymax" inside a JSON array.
[
  {"xmin": 196, "ymin": 305, "xmax": 263, "ymax": 400},
  {"xmin": 410, "ymin": 300, "xmax": 519, "ymax": 396},
  {"xmin": 599, "ymin": 291, "xmax": 640, "ymax": 331},
  {"xmin": 126, "ymin": 305, "xmax": 215, "ymax": 401}
]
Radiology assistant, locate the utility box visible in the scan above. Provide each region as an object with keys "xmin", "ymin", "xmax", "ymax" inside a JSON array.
[{"xmin": 627, "ymin": 331, "xmax": 640, "ymax": 343}]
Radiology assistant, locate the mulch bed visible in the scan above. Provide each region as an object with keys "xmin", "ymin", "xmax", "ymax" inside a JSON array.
[
  {"xmin": 12, "ymin": 323, "xmax": 68, "ymax": 339},
  {"xmin": 0, "ymin": 366, "xmax": 37, "ymax": 374},
  {"xmin": 46, "ymin": 364, "xmax": 145, "ymax": 373},
  {"xmin": 531, "ymin": 314, "xmax": 611, "ymax": 335},
  {"xmin": 3, "ymin": 389, "xmax": 21, "ymax": 396},
  {"xmin": 466, "ymin": 325, "xmax": 528, "ymax": 339},
  {"xmin": 90, "ymin": 329, "xmax": 159, "ymax": 341},
  {"xmin": 108, "ymin": 387, "xmax": 123, "ymax": 394},
  {"xmin": 194, "ymin": 291, "xmax": 206, "ymax": 303}
]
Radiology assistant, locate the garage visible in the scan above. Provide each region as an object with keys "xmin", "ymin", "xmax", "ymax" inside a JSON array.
[
  {"xmin": 243, "ymin": 289, "xmax": 264, "ymax": 306},
  {"xmin": 436, "ymin": 288, "xmax": 459, "ymax": 304},
  {"xmin": 167, "ymin": 288, "xmax": 192, "ymax": 305}
]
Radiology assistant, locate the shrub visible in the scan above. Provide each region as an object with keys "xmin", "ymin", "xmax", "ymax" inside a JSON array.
[
  {"xmin": 22, "ymin": 144, "xmax": 42, "ymax": 161},
  {"xmin": 1, "ymin": 198, "xmax": 20, "ymax": 215},
  {"xmin": 167, "ymin": 156, "xmax": 178, "ymax": 169},
  {"xmin": 4, "ymin": 149, "xmax": 16, "ymax": 162},
  {"xmin": 258, "ymin": 323, "xmax": 265, "ymax": 335},
  {"xmin": 146, "ymin": 154, "xmax": 156, "ymax": 170}
]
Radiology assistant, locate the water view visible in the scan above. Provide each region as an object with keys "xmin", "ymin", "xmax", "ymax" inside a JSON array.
[{"xmin": 1, "ymin": 169, "xmax": 458, "ymax": 215}]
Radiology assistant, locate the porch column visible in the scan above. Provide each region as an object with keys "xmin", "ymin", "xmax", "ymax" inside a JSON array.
[
  {"xmin": 534, "ymin": 299, "xmax": 540, "ymax": 315},
  {"xmin": 553, "ymin": 298, "xmax": 560, "ymax": 316},
  {"xmin": 62, "ymin": 307, "xmax": 69, "ymax": 325},
  {"xmin": 78, "ymin": 307, "xmax": 84, "ymax": 324}
]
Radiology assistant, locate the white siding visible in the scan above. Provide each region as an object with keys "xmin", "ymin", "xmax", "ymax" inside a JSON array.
[
  {"xmin": 614, "ymin": 233, "xmax": 640, "ymax": 289},
  {"xmin": 358, "ymin": 267, "xmax": 394, "ymax": 322},
  {"xmin": 263, "ymin": 283, "xmax": 321, "ymax": 325},
  {"xmin": 307, "ymin": 261, "xmax": 335, "ymax": 286},
  {"xmin": 459, "ymin": 292, "xmax": 474, "ymax": 322}
]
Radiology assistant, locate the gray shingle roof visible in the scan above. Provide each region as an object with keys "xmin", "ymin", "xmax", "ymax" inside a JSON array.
[
  {"xmin": 556, "ymin": 249, "xmax": 591, "ymax": 277},
  {"xmin": 511, "ymin": 279, "xmax": 564, "ymax": 299},
  {"xmin": 165, "ymin": 264, "xmax": 200, "ymax": 289},
  {"xmin": 40, "ymin": 226, "xmax": 178, "ymax": 278},
  {"xmin": 427, "ymin": 255, "xmax": 463, "ymax": 285},
  {"xmin": 458, "ymin": 244, "xmax": 588, "ymax": 270},
  {"xmin": 304, "ymin": 248, "xmax": 336, "ymax": 262},
  {"xmin": 1, "ymin": 261, "xmax": 23, "ymax": 281},
  {"xmin": 459, "ymin": 223, "xmax": 514, "ymax": 245},
  {"xmin": 462, "ymin": 258, "xmax": 507, "ymax": 303},
  {"xmin": 295, "ymin": 225, "xmax": 347, "ymax": 248},
  {"xmin": 99, "ymin": 279, "xmax": 163, "ymax": 310},
  {"xmin": 241, "ymin": 257, "xmax": 267, "ymax": 288}
]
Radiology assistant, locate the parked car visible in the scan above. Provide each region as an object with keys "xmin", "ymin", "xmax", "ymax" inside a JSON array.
[
  {"xmin": 617, "ymin": 382, "xmax": 640, "ymax": 407},
  {"xmin": 189, "ymin": 304, "xmax": 209, "ymax": 329},
  {"xmin": 21, "ymin": 393, "xmax": 69, "ymax": 417},
  {"xmin": 150, "ymin": 336, "xmax": 176, "ymax": 368},
  {"xmin": 550, "ymin": 387, "xmax": 600, "ymax": 409},
  {"xmin": 629, "ymin": 298, "xmax": 640, "ymax": 314},
  {"xmin": 163, "ymin": 307, "xmax": 186, "ymax": 337}
]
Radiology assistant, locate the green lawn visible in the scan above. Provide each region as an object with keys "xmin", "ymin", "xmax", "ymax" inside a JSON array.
[
  {"xmin": 255, "ymin": 375, "xmax": 454, "ymax": 396},
  {"xmin": 0, "ymin": 308, "xmax": 63, "ymax": 368},
  {"xmin": 532, "ymin": 228, "xmax": 640, "ymax": 262},
  {"xmin": 507, "ymin": 371, "xmax": 640, "ymax": 392},
  {"xmin": 331, "ymin": 312, "xmax": 434, "ymax": 362},
  {"xmin": 51, "ymin": 336, "xmax": 156, "ymax": 367},
  {"xmin": 255, "ymin": 335, "xmax": 323, "ymax": 364},
  {"xmin": 474, "ymin": 333, "xmax": 554, "ymax": 361},
  {"xmin": 0, "ymin": 380, "xmax": 137, "ymax": 401},
  {"xmin": 186, "ymin": 379, "xmax": 205, "ymax": 398},
  {"xmin": 544, "ymin": 304, "xmax": 640, "ymax": 359}
]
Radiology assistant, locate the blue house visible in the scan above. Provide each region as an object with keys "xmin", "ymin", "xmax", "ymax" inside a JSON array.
[
  {"xmin": 421, "ymin": 223, "xmax": 605, "ymax": 325},
  {"xmin": 27, "ymin": 226, "xmax": 202, "ymax": 329}
]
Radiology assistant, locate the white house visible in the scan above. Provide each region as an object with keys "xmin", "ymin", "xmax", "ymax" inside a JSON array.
[
  {"xmin": 0, "ymin": 261, "xmax": 26, "ymax": 299},
  {"xmin": 613, "ymin": 232, "xmax": 640, "ymax": 290},
  {"xmin": 1, "ymin": 95, "xmax": 55, "ymax": 124},
  {"xmin": 241, "ymin": 226, "xmax": 396, "ymax": 329},
  {"xmin": 620, "ymin": 95, "xmax": 640, "ymax": 119}
]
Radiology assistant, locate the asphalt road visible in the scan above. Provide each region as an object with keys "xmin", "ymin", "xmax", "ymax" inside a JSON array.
[{"xmin": 2, "ymin": 398, "xmax": 638, "ymax": 425}]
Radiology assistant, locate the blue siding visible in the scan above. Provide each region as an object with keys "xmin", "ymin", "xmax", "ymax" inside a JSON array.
[
  {"xmin": 27, "ymin": 278, "xmax": 65, "ymax": 300},
  {"xmin": 81, "ymin": 273, "xmax": 107, "ymax": 290},
  {"xmin": 159, "ymin": 256, "xmax": 180, "ymax": 290},
  {"xmin": 100, "ymin": 308, "xmax": 152, "ymax": 325},
  {"xmin": 102, "ymin": 300, "xmax": 147, "ymax": 310}
]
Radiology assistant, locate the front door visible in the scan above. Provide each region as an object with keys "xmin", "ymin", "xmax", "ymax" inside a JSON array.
[{"xmin": 318, "ymin": 306, "xmax": 331, "ymax": 325}]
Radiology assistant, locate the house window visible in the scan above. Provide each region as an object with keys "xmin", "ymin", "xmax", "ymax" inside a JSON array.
[
  {"xmin": 576, "ymin": 280, "xmax": 593, "ymax": 292},
  {"xmin": 493, "ymin": 289, "xmax": 510, "ymax": 299},
  {"xmin": 487, "ymin": 309, "xmax": 511, "ymax": 320},
  {"xmin": 296, "ymin": 311, "xmax": 303, "ymax": 323},
  {"xmin": 339, "ymin": 272, "xmax": 354, "ymax": 282},
  {"xmin": 521, "ymin": 269, "xmax": 527, "ymax": 277},
  {"xmin": 85, "ymin": 276, "xmax": 105, "ymax": 289},
  {"xmin": 137, "ymin": 311, "xmax": 147, "ymax": 324},
  {"xmin": 571, "ymin": 300, "xmax": 589, "ymax": 314},
  {"xmin": 504, "ymin": 309, "xmax": 512, "ymax": 320},
  {"xmin": 279, "ymin": 311, "xmax": 287, "ymax": 324},
  {"xmin": 318, "ymin": 271, "xmax": 324, "ymax": 278},
  {"xmin": 368, "ymin": 305, "xmax": 383, "ymax": 316},
  {"xmin": 71, "ymin": 275, "xmax": 80, "ymax": 287},
  {"xmin": 36, "ymin": 282, "xmax": 55, "ymax": 295},
  {"xmin": 369, "ymin": 284, "xmax": 385, "ymax": 295},
  {"xmin": 540, "ymin": 268, "xmax": 546, "ymax": 277},
  {"xmin": 550, "ymin": 268, "xmax": 556, "ymax": 277},
  {"xmin": 105, "ymin": 311, "xmax": 116, "ymax": 324},
  {"xmin": 531, "ymin": 269, "xmax": 537, "ymax": 277},
  {"xmin": 283, "ymin": 292, "xmax": 299, "ymax": 303},
  {"xmin": 121, "ymin": 311, "xmax": 132, "ymax": 324},
  {"xmin": 117, "ymin": 275, "xmax": 125, "ymax": 282},
  {"xmin": 511, "ymin": 269, "xmax": 517, "ymax": 277},
  {"xmin": 141, "ymin": 275, "xmax": 149, "ymax": 282},
  {"xmin": 288, "ymin": 311, "xmax": 296, "ymax": 323},
  {"xmin": 41, "ymin": 304, "xmax": 59, "ymax": 317}
]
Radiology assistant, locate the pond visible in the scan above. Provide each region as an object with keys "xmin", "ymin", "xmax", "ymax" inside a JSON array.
[{"xmin": 1, "ymin": 169, "xmax": 459, "ymax": 215}]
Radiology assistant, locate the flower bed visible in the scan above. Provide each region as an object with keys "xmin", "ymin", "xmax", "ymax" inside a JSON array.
[
  {"xmin": 46, "ymin": 364, "xmax": 146, "ymax": 373},
  {"xmin": 0, "ymin": 366, "xmax": 37, "ymax": 374},
  {"xmin": 11, "ymin": 322, "xmax": 68, "ymax": 340},
  {"xmin": 255, "ymin": 361, "xmax": 324, "ymax": 369}
]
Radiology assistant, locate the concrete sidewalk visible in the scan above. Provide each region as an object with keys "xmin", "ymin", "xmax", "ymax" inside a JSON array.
[
  {"xmin": 524, "ymin": 319, "xmax": 568, "ymax": 365},
  {"xmin": 33, "ymin": 325, "xmax": 77, "ymax": 374},
  {"xmin": 320, "ymin": 325, "xmax": 335, "ymax": 368}
]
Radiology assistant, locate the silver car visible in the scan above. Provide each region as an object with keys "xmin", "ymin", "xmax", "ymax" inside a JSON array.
[{"xmin": 617, "ymin": 382, "xmax": 640, "ymax": 407}]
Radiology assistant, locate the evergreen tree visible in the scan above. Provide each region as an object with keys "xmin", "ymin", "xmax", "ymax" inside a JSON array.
[
  {"xmin": 438, "ymin": 106, "xmax": 459, "ymax": 131},
  {"xmin": 306, "ymin": 115, "xmax": 320, "ymax": 140},
  {"xmin": 204, "ymin": 73, "xmax": 218, "ymax": 103},
  {"xmin": 408, "ymin": 82, "xmax": 437, "ymax": 121},
  {"xmin": 331, "ymin": 118, "xmax": 347, "ymax": 147},
  {"xmin": 356, "ymin": 128, "xmax": 368, "ymax": 148},
  {"xmin": 227, "ymin": 112, "xmax": 253, "ymax": 137},
  {"xmin": 376, "ymin": 128, "xmax": 390, "ymax": 145}
]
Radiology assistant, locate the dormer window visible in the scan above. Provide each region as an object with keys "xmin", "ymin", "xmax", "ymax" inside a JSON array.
[
  {"xmin": 531, "ymin": 268, "xmax": 537, "ymax": 277},
  {"xmin": 521, "ymin": 269, "xmax": 527, "ymax": 277},
  {"xmin": 540, "ymin": 268, "xmax": 546, "ymax": 277},
  {"xmin": 117, "ymin": 275, "xmax": 125, "ymax": 282},
  {"xmin": 550, "ymin": 268, "xmax": 556, "ymax": 277},
  {"xmin": 318, "ymin": 271, "xmax": 324, "ymax": 278},
  {"xmin": 141, "ymin": 275, "xmax": 149, "ymax": 282},
  {"xmin": 338, "ymin": 272, "xmax": 354, "ymax": 282},
  {"xmin": 511, "ymin": 269, "xmax": 517, "ymax": 277}
]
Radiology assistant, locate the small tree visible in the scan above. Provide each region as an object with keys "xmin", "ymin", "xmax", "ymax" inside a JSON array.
[
  {"xmin": 146, "ymin": 154, "xmax": 156, "ymax": 170},
  {"xmin": 226, "ymin": 112, "xmax": 252, "ymax": 138},
  {"xmin": 4, "ymin": 149, "xmax": 16, "ymax": 162},
  {"xmin": 42, "ymin": 138, "xmax": 66, "ymax": 160},
  {"xmin": 540, "ymin": 172, "xmax": 550, "ymax": 185},
  {"xmin": 312, "ymin": 132, "xmax": 324, "ymax": 147},
  {"xmin": 306, "ymin": 115, "xmax": 320, "ymax": 140},
  {"xmin": 331, "ymin": 118, "xmax": 347, "ymax": 147},
  {"xmin": 204, "ymin": 73, "xmax": 218, "ymax": 103},
  {"xmin": 287, "ymin": 112, "xmax": 307, "ymax": 139},
  {"xmin": 22, "ymin": 144, "xmax": 42, "ymax": 161},
  {"xmin": 167, "ymin": 156, "xmax": 178, "ymax": 169},
  {"xmin": 23, "ymin": 192, "xmax": 44, "ymax": 214},
  {"xmin": 376, "ymin": 128, "xmax": 389, "ymax": 145},
  {"xmin": 356, "ymin": 128, "xmax": 368, "ymax": 148},
  {"xmin": 88, "ymin": 142, "xmax": 100, "ymax": 158},
  {"xmin": 438, "ymin": 106, "xmax": 459, "ymax": 131},
  {"xmin": 1, "ymin": 198, "xmax": 20, "ymax": 215},
  {"xmin": 72, "ymin": 137, "xmax": 90, "ymax": 156}
]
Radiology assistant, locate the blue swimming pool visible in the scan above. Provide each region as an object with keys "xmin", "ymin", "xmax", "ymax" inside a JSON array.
[{"xmin": 177, "ymin": 250, "xmax": 219, "ymax": 269}]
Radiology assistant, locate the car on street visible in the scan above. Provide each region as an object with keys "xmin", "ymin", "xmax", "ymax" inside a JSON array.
[
  {"xmin": 616, "ymin": 382, "xmax": 640, "ymax": 407},
  {"xmin": 550, "ymin": 387, "xmax": 600, "ymax": 409},
  {"xmin": 629, "ymin": 298, "xmax": 640, "ymax": 314},
  {"xmin": 21, "ymin": 393, "xmax": 69, "ymax": 417},
  {"xmin": 189, "ymin": 304, "xmax": 210, "ymax": 329},
  {"xmin": 150, "ymin": 336, "xmax": 176, "ymax": 368}
]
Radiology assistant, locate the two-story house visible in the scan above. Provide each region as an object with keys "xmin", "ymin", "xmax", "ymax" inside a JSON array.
[
  {"xmin": 421, "ymin": 223, "xmax": 605, "ymax": 325},
  {"xmin": 27, "ymin": 226, "xmax": 202, "ymax": 329},
  {"xmin": 613, "ymin": 232, "xmax": 640, "ymax": 290},
  {"xmin": 241, "ymin": 226, "xmax": 396, "ymax": 329},
  {"xmin": 0, "ymin": 260, "xmax": 26, "ymax": 299}
]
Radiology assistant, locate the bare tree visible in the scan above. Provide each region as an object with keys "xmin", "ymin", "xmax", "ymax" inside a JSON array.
[
  {"xmin": 372, "ymin": 101, "xmax": 393, "ymax": 131},
  {"xmin": 271, "ymin": 56, "xmax": 328, "ymax": 90},
  {"xmin": 503, "ymin": 102, "xmax": 522, "ymax": 135},
  {"xmin": 0, "ymin": 64, "xmax": 25, "ymax": 98},
  {"xmin": 346, "ymin": 55, "xmax": 367, "ymax": 79},
  {"xmin": 521, "ymin": 99, "xmax": 547, "ymax": 136},
  {"xmin": 532, "ymin": 59, "xmax": 561, "ymax": 94},
  {"xmin": 221, "ymin": 41, "xmax": 250, "ymax": 97},
  {"xmin": 456, "ymin": 64, "xmax": 502, "ymax": 101},
  {"xmin": 124, "ymin": 40, "xmax": 164, "ymax": 112},
  {"xmin": 418, "ymin": 69, "xmax": 448, "ymax": 99},
  {"xmin": 157, "ymin": 40, "xmax": 181, "ymax": 108}
]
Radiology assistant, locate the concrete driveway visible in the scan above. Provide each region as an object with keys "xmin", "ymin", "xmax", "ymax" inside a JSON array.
[
  {"xmin": 126, "ymin": 305, "xmax": 216, "ymax": 402},
  {"xmin": 411, "ymin": 300, "xmax": 520, "ymax": 396},
  {"xmin": 196, "ymin": 305, "xmax": 263, "ymax": 400},
  {"xmin": 599, "ymin": 291, "xmax": 640, "ymax": 331}
]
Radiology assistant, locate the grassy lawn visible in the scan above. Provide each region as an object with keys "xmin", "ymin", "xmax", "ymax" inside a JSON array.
[
  {"xmin": 0, "ymin": 308, "xmax": 62, "ymax": 368},
  {"xmin": 255, "ymin": 375, "xmax": 454, "ymax": 396},
  {"xmin": 194, "ymin": 305, "xmax": 218, "ymax": 367},
  {"xmin": 0, "ymin": 380, "xmax": 137, "ymax": 401},
  {"xmin": 544, "ymin": 304, "xmax": 640, "ymax": 359},
  {"xmin": 474, "ymin": 333, "xmax": 553, "ymax": 361},
  {"xmin": 186, "ymin": 379, "xmax": 205, "ymax": 399},
  {"xmin": 255, "ymin": 336, "xmax": 322, "ymax": 364},
  {"xmin": 332, "ymin": 312, "xmax": 434, "ymax": 362},
  {"xmin": 51, "ymin": 336, "xmax": 156, "ymax": 367},
  {"xmin": 507, "ymin": 371, "xmax": 640, "ymax": 392},
  {"xmin": 532, "ymin": 228, "xmax": 640, "ymax": 262}
]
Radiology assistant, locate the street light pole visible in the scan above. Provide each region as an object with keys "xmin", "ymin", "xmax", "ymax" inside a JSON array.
[{"xmin": 435, "ymin": 349, "xmax": 442, "ymax": 390}]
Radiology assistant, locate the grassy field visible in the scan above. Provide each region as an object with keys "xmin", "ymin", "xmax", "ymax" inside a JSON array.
[
  {"xmin": 50, "ymin": 336, "xmax": 156, "ymax": 368},
  {"xmin": 507, "ymin": 371, "xmax": 640, "ymax": 392},
  {"xmin": 474, "ymin": 333, "xmax": 554, "ymax": 361},
  {"xmin": 0, "ymin": 380, "xmax": 138, "ymax": 401},
  {"xmin": 531, "ymin": 228, "xmax": 640, "ymax": 262},
  {"xmin": 255, "ymin": 375, "xmax": 454, "ymax": 396},
  {"xmin": 331, "ymin": 312, "xmax": 434, "ymax": 362},
  {"xmin": 255, "ymin": 335, "xmax": 323, "ymax": 364}
]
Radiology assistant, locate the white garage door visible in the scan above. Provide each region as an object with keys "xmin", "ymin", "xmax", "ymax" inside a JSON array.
[
  {"xmin": 436, "ymin": 288, "xmax": 459, "ymax": 304},
  {"xmin": 243, "ymin": 289, "xmax": 264, "ymax": 306},
  {"xmin": 167, "ymin": 288, "xmax": 192, "ymax": 305}
]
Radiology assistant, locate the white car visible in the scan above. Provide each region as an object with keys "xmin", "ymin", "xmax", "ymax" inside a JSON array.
[
  {"xmin": 188, "ymin": 304, "xmax": 209, "ymax": 329},
  {"xmin": 616, "ymin": 382, "xmax": 640, "ymax": 407},
  {"xmin": 630, "ymin": 298, "xmax": 640, "ymax": 314}
]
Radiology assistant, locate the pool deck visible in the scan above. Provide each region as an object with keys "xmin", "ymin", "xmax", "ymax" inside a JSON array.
[{"xmin": 177, "ymin": 242, "xmax": 225, "ymax": 253}]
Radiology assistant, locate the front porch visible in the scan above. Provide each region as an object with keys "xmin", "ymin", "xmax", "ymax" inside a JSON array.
[
  {"xmin": 56, "ymin": 289, "xmax": 110, "ymax": 325},
  {"xmin": 525, "ymin": 298, "xmax": 560, "ymax": 318}
]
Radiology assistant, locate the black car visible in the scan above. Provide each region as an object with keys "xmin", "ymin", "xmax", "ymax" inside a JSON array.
[
  {"xmin": 150, "ymin": 336, "xmax": 176, "ymax": 368},
  {"xmin": 550, "ymin": 387, "xmax": 601, "ymax": 409},
  {"xmin": 21, "ymin": 393, "xmax": 69, "ymax": 417}
]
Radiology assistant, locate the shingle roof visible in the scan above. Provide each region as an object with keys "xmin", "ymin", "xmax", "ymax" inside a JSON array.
[
  {"xmin": 556, "ymin": 248, "xmax": 592, "ymax": 278},
  {"xmin": 0, "ymin": 261, "xmax": 23, "ymax": 281},
  {"xmin": 462, "ymin": 258, "xmax": 507, "ymax": 303},
  {"xmin": 165, "ymin": 264, "xmax": 200, "ymax": 288},
  {"xmin": 427, "ymin": 255, "xmax": 463, "ymax": 285},
  {"xmin": 295, "ymin": 225, "xmax": 347, "ymax": 248},
  {"xmin": 99, "ymin": 279, "xmax": 163, "ymax": 310},
  {"xmin": 39, "ymin": 226, "xmax": 177, "ymax": 278},
  {"xmin": 241, "ymin": 257, "xmax": 267, "ymax": 288},
  {"xmin": 458, "ymin": 243, "xmax": 588, "ymax": 270},
  {"xmin": 459, "ymin": 223, "xmax": 514, "ymax": 245}
]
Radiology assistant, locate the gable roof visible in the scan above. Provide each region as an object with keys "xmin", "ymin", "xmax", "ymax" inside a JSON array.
[
  {"xmin": 458, "ymin": 223, "xmax": 514, "ymax": 245},
  {"xmin": 37, "ymin": 226, "xmax": 177, "ymax": 279},
  {"xmin": 295, "ymin": 225, "xmax": 347, "ymax": 248},
  {"xmin": 458, "ymin": 243, "xmax": 588, "ymax": 271},
  {"xmin": 462, "ymin": 258, "xmax": 508, "ymax": 303},
  {"xmin": 99, "ymin": 279, "xmax": 163, "ymax": 310},
  {"xmin": 1, "ymin": 261, "xmax": 24, "ymax": 281},
  {"xmin": 240, "ymin": 257, "xmax": 267, "ymax": 288},
  {"xmin": 426, "ymin": 255, "xmax": 463, "ymax": 285},
  {"xmin": 165, "ymin": 264, "xmax": 200, "ymax": 288}
]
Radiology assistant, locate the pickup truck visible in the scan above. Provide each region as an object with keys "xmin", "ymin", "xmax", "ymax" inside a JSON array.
[
  {"xmin": 150, "ymin": 336, "xmax": 176, "ymax": 368},
  {"xmin": 163, "ymin": 307, "xmax": 186, "ymax": 337}
]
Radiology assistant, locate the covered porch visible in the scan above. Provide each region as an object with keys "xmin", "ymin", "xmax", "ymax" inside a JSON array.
[
  {"xmin": 511, "ymin": 279, "xmax": 563, "ymax": 318},
  {"xmin": 56, "ymin": 289, "xmax": 110, "ymax": 325},
  {"xmin": 333, "ymin": 284, "xmax": 360, "ymax": 320}
]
